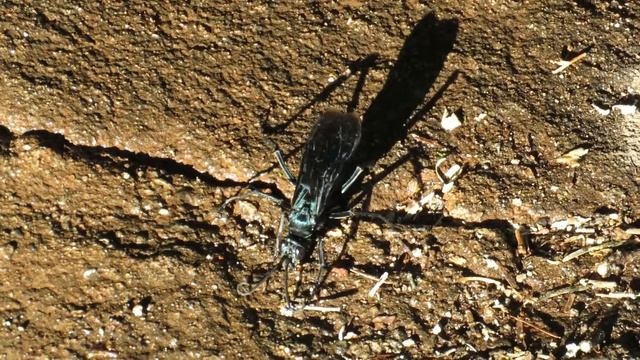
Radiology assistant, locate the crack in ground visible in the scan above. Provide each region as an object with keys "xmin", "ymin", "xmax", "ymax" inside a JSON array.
[{"xmin": 0, "ymin": 124, "xmax": 251, "ymax": 189}]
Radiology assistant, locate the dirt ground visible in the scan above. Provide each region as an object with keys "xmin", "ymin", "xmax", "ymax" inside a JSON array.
[{"xmin": 1, "ymin": 1, "xmax": 640, "ymax": 359}]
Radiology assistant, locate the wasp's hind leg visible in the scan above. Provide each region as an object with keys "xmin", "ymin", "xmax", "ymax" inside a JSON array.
[
  {"xmin": 273, "ymin": 213, "xmax": 286, "ymax": 259},
  {"xmin": 219, "ymin": 189, "xmax": 288, "ymax": 212},
  {"xmin": 274, "ymin": 148, "xmax": 297, "ymax": 185},
  {"xmin": 340, "ymin": 166, "xmax": 364, "ymax": 194},
  {"xmin": 308, "ymin": 237, "xmax": 330, "ymax": 302},
  {"xmin": 329, "ymin": 209, "xmax": 393, "ymax": 223}
]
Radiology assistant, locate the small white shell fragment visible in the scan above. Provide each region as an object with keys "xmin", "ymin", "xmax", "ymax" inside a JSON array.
[
  {"xmin": 565, "ymin": 343, "xmax": 580, "ymax": 358},
  {"xmin": 579, "ymin": 340, "xmax": 592, "ymax": 353},
  {"xmin": 512, "ymin": 198, "xmax": 523, "ymax": 207},
  {"xmin": 402, "ymin": 338, "xmax": 416, "ymax": 347},
  {"xmin": 343, "ymin": 332, "xmax": 357, "ymax": 340},
  {"xmin": 555, "ymin": 147, "xmax": 588, "ymax": 167},
  {"xmin": 338, "ymin": 325, "xmax": 357, "ymax": 340},
  {"xmin": 625, "ymin": 228, "xmax": 640, "ymax": 235},
  {"xmin": 444, "ymin": 164, "xmax": 462, "ymax": 180},
  {"xmin": 279, "ymin": 306, "xmax": 295, "ymax": 317},
  {"xmin": 484, "ymin": 258, "xmax": 499, "ymax": 269},
  {"xmin": 449, "ymin": 255, "xmax": 467, "ymax": 266},
  {"xmin": 158, "ymin": 208, "xmax": 170, "ymax": 216},
  {"xmin": 591, "ymin": 103, "xmax": 611, "ymax": 116},
  {"xmin": 612, "ymin": 103, "xmax": 637, "ymax": 115},
  {"xmin": 441, "ymin": 182, "xmax": 454, "ymax": 193},
  {"xmin": 132, "ymin": 305, "xmax": 144, "ymax": 317},
  {"xmin": 474, "ymin": 113, "xmax": 487, "ymax": 122},
  {"xmin": 368, "ymin": 271, "xmax": 389, "ymax": 297},
  {"xmin": 403, "ymin": 200, "xmax": 422, "ymax": 215},
  {"xmin": 83, "ymin": 268, "xmax": 97, "ymax": 279},
  {"xmin": 596, "ymin": 263, "xmax": 608, "ymax": 277},
  {"xmin": 551, "ymin": 220, "xmax": 570, "ymax": 230},
  {"xmin": 431, "ymin": 323, "xmax": 442, "ymax": 335},
  {"xmin": 326, "ymin": 228, "xmax": 343, "ymax": 238},
  {"xmin": 441, "ymin": 108, "xmax": 462, "ymax": 131}
]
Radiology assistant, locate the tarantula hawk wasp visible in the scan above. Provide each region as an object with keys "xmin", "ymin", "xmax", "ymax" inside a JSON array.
[{"xmin": 221, "ymin": 110, "xmax": 365, "ymax": 307}]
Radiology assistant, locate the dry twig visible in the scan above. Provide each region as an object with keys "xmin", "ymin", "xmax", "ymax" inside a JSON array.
[
  {"xmin": 508, "ymin": 314, "xmax": 562, "ymax": 339},
  {"xmin": 552, "ymin": 52, "xmax": 587, "ymax": 74},
  {"xmin": 562, "ymin": 239, "xmax": 629, "ymax": 262}
]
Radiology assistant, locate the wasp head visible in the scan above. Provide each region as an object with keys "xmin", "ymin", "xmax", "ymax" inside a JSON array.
[{"xmin": 279, "ymin": 235, "xmax": 309, "ymax": 266}]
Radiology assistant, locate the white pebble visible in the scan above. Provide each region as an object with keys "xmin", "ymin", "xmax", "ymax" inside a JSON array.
[
  {"xmin": 484, "ymin": 258, "xmax": 499, "ymax": 269},
  {"xmin": 402, "ymin": 338, "xmax": 416, "ymax": 347},
  {"xmin": 441, "ymin": 109, "xmax": 462, "ymax": 131},
  {"xmin": 565, "ymin": 343, "xmax": 580, "ymax": 358},
  {"xmin": 591, "ymin": 103, "xmax": 610, "ymax": 116},
  {"xmin": 83, "ymin": 268, "xmax": 97, "ymax": 279},
  {"xmin": 326, "ymin": 228, "xmax": 343, "ymax": 238},
  {"xmin": 579, "ymin": 340, "xmax": 592, "ymax": 353},
  {"xmin": 612, "ymin": 104, "xmax": 637, "ymax": 115},
  {"xmin": 132, "ymin": 305, "xmax": 144, "ymax": 317},
  {"xmin": 596, "ymin": 263, "xmax": 609, "ymax": 277},
  {"xmin": 279, "ymin": 306, "xmax": 294, "ymax": 317},
  {"xmin": 158, "ymin": 208, "xmax": 170, "ymax": 216},
  {"xmin": 342, "ymin": 332, "xmax": 357, "ymax": 340},
  {"xmin": 431, "ymin": 324, "xmax": 442, "ymax": 335}
]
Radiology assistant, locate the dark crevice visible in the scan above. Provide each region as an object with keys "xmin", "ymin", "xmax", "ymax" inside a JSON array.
[{"xmin": 0, "ymin": 125, "xmax": 250, "ymax": 189}]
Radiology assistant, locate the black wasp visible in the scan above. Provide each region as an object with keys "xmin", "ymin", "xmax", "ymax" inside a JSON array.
[{"xmin": 222, "ymin": 110, "xmax": 364, "ymax": 306}]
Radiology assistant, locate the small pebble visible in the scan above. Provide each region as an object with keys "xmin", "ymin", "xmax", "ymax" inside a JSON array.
[
  {"xmin": 83, "ymin": 268, "xmax": 97, "ymax": 279},
  {"xmin": 402, "ymin": 338, "xmax": 416, "ymax": 347},
  {"xmin": 596, "ymin": 263, "xmax": 608, "ymax": 277},
  {"xmin": 132, "ymin": 305, "xmax": 144, "ymax": 317}
]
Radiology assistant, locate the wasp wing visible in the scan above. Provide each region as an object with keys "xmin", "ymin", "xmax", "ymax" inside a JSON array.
[{"xmin": 291, "ymin": 111, "xmax": 361, "ymax": 219}]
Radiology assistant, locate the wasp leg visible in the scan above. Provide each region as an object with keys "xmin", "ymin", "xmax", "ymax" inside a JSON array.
[
  {"xmin": 219, "ymin": 189, "xmax": 287, "ymax": 211},
  {"xmin": 274, "ymin": 213, "xmax": 286, "ymax": 259},
  {"xmin": 310, "ymin": 237, "xmax": 329, "ymax": 301},
  {"xmin": 237, "ymin": 256, "xmax": 285, "ymax": 296},
  {"xmin": 329, "ymin": 210, "xmax": 393, "ymax": 224},
  {"xmin": 340, "ymin": 166, "xmax": 364, "ymax": 194},
  {"xmin": 274, "ymin": 149, "xmax": 297, "ymax": 185},
  {"xmin": 283, "ymin": 259, "xmax": 292, "ymax": 307}
]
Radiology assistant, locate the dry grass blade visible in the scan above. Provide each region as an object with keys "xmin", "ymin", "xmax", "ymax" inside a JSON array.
[
  {"xmin": 552, "ymin": 52, "xmax": 587, "ymax": 74},
  {"xmin": 508, "ymin": 314, "xmax": 562, "ymax": 339},
  {"xmin": 562, "ymin": 239, "xmax": 629, "ymax": 262}
]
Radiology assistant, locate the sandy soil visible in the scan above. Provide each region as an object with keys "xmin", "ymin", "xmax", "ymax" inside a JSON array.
[{"xmin": 1, "ymin": 1, "xmax": 639, "ymax": 358}]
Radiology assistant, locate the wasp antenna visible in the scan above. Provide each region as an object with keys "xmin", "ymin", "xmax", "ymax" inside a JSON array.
[
  {"xmin": 237, "ymin": 257, "xmax": 285, "ymax": 296},
  {"xmin": 283, "ymin": 259, "xmax": 292, "ymax": 307}
]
